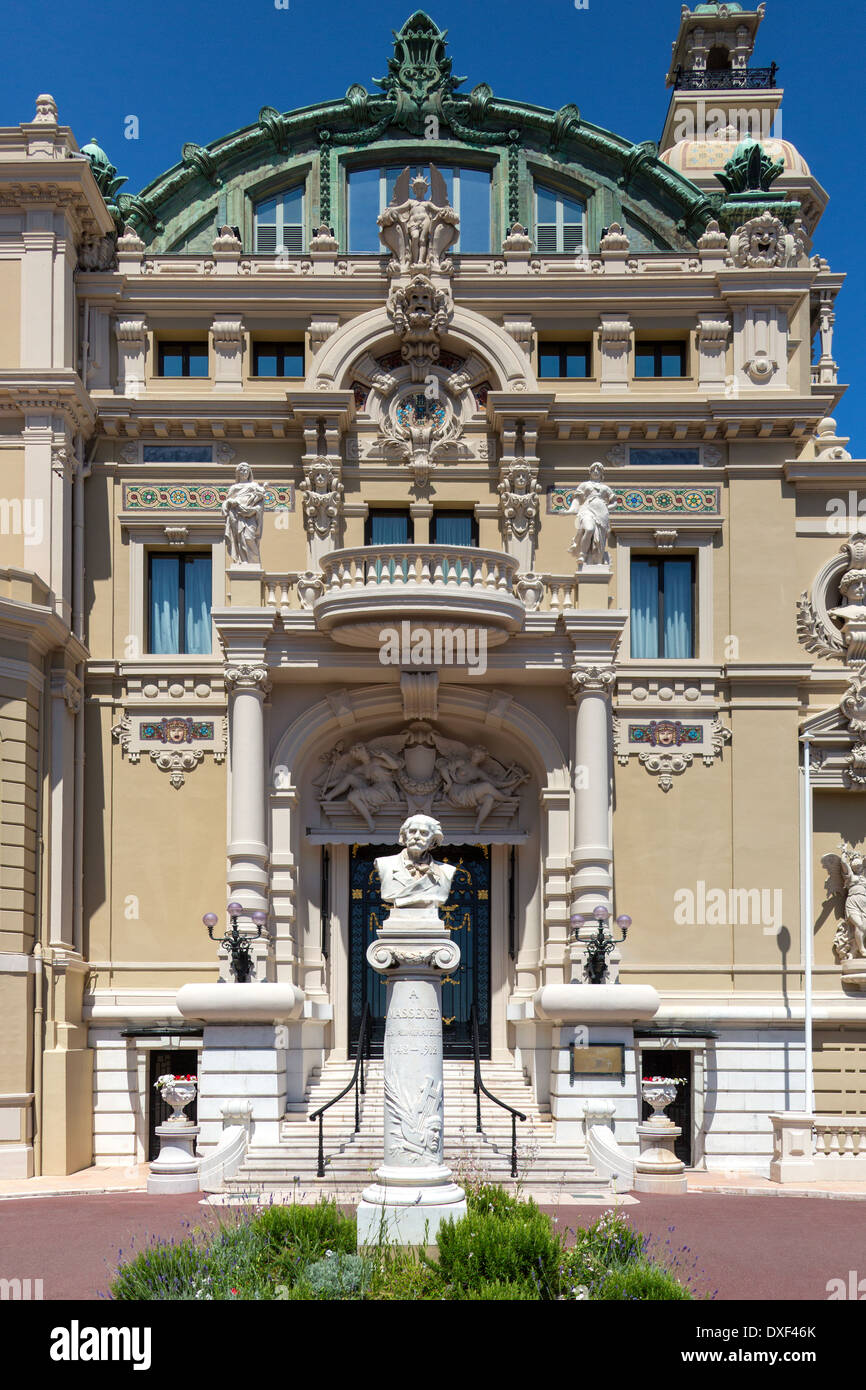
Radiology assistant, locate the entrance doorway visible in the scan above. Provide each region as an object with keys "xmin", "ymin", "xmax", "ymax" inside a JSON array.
[
  {"xmin": 348, "ymin": 843, "xmax": 491, "ymax": 1059},
  {"xmin": 640, "ymin": 1048, "xmax": 693, "ymax": 1165},
  {"xmin": 147, "ymin": 1049, "xmax": 199, "ymax": 1160}
]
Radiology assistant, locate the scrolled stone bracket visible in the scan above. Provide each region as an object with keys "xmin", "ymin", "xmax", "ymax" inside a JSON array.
[{"xmin": 366, "ymin": 939, "xmax": 461, "ymax": 973}]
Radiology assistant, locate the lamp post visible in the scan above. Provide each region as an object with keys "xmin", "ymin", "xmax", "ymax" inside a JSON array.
[
  {"xmin": 203, "ymin": 902, "xmax": 268, "ymax": 983},
  {"xmin": 570, "ymin": 905, "xmax": 632, "ymax": 984}
]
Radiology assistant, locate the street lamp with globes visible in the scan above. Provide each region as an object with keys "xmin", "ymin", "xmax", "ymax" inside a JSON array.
[
  {"xmin": 569, "ymin": 905, "xmax": 632, "ymax": 984},
  {"xmin": 203, "ymin": 902, "xmax": 268, "ymax": 983}
]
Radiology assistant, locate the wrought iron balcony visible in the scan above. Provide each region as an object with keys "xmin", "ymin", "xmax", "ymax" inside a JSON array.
[
  {"xmin": 673, "ymin": 64, "xmax": 778, "ymax": 91},
  {"xmin": 310, "ymin": 544, "xmax": 525, "ymax": 648}
]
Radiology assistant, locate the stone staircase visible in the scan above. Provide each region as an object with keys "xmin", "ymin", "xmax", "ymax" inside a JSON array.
[{"xmin": 220, "ymin": 1058, "xmax": 611, "ymax": 1201}]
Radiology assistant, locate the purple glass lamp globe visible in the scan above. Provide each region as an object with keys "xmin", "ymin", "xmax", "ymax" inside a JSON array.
[
  {"xmin": 202, "ymin": 912, "xmax": 219, "ymax": 929},
  {"xmin": 251, "ymin": 909, "xmax": 268, "ymax": 927},
  {"xmin": 616, "ymin": 914, "xmax": 632, "ymax": 931},
  {"xmin": 570, "ymin": 912, "xmax": 585, "ymax": 930},
  {"xmin": 226, "ymin": 901, "xmax": 244, "ymax": 917},
  {"xmin": 593, "ymin": 904, "xmax": 610, "ymax": 920}
]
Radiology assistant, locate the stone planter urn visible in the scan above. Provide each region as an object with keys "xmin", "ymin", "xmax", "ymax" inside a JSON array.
[
  {"xmin": 634, "ymin": 1076, "xmax": 687, "ymax": 1194},
  {"xmin": 148, "ymin": 1074, "xmax": 201, "ymax": 1195},
  {"xmin": 641, "ymin": 1078, "xmax": 679, "ymax": 1124},
  {"xmin": 156, "ymin": 1075, "xmax": 197, "ymax": 1124}
]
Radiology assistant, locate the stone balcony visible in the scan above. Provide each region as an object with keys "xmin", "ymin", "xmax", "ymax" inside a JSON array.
[{"xmin": 305, "ymin": 544, "xmax": 526, "ymax": 648}]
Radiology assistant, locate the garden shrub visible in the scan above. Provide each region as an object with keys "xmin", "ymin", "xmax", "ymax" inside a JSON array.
[
  {"xmin": 437, "ymin": 1197, "xmax": 563, "ymax": 1296},
  {"xmin": 590, "ymin": 1259, "xmax": 693, "ymax": 1301},
  {"xmin": 109, "ymin": 1192, "xmax": 692, "ymax": 1302},
  {"xmin": 302, "ymin": 1252, "xmax": 371, "ymax": 1298}
]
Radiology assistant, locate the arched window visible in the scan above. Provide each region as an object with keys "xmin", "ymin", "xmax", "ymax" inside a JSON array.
[
  {"xmin": 706, "ymin": 44, "xmax": 731, "ymax": 72},
  {"xmin": 534, "ymin": 183, "xmax": 585, "ymax": 254},
  {"xmin": 347, "ymin": 165, "xmax": 491, "ymax": 254},
  {"xmin": 254, "ymin": 185, "xmax": 304, "ymax": 254}
]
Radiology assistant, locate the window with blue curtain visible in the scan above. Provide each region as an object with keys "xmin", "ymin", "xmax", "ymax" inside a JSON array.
[
  {"xmin": 431, "ymin": 511, "xmax": 477, "ymax": 547},
  {"xmin": 630, "ymin": 557, "xmax": 694, "ymax": 658},
  {"xmin": 365, "ymin": 511, "xmax": 412, "ymax": 582},
  {"xmin": 365, "ymin": 511, "xmax": 412, "ymax": 546},
  {"xmin": 148, "ymin": 553, "xmax": 212, "ymax": 654}
]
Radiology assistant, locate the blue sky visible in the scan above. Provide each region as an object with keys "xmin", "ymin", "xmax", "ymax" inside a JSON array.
[{"xmin": 4, "ymin": 0, "xmax": 861, "ymax": 442}]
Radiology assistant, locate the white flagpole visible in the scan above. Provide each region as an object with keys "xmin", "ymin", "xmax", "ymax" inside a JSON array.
[{"xmin": 802, "ymin": 732, "xmax": 814, "ymax": 1115}]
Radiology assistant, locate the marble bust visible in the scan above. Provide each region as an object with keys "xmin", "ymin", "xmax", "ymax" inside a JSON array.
[{"xmin": 375, "ymin": 814, "xmax": 456, "ymax": 915}]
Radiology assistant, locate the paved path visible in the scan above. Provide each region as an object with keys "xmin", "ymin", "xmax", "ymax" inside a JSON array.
[{"xmin": 0, "ymin": 1190, "xmax": 860, "ymax": 1300}]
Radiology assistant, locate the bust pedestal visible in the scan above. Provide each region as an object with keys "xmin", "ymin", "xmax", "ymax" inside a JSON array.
[{"xmin": 356, "ymin": 908, "xmax": 467, "ymax": 1249}]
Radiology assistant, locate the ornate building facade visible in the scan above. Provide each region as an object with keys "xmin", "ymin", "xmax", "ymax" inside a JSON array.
[{"xmin": 0, "ymin": 6, "xmax": 862, "ymax": 1182}]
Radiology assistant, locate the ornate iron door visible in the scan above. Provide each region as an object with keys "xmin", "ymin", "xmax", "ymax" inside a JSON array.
[{"xmin": 349, "ymin": 843, "xmax": 491, "ymax": 1059}]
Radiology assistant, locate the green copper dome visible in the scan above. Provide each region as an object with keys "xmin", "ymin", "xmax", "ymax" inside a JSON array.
[
  {"xmin": 81, "ymin": 137, "xmax": 112, "ymax": 171},
  {"xmin": 693, "ymin": 2, "xmax": 744, "ymax": 11}
]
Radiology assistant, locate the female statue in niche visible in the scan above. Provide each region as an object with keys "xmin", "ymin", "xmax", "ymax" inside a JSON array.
[
  {"xmin": 223, "ymin": 462, "xmax": 265, "ymax": 566},
  {"xmin": 567, "ymin": 461, "xmax": 614, "ymax": 567}
]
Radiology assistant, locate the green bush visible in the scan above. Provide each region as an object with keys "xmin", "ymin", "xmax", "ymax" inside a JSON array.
[
  {"xmin": 437, "ymin": 1197, "xmax": 563, "ymax": 1297},
  {"xmin": 302, "ymin": 1252, "xmax": 372, "ymax": 1299},
  {"xmin": 591, "ymin": 1260, "xmax": 693, "ymax": 1301},
  {"xmin": 108, "ymin": 1192, "xmax": 693, "ymax": 1302},
  {"xmin": 457, "ymin": 1279, "xmax": 540, "ymax": 1301},
  {"xmin": 566, "ymin": 1209, "xmax": 648, "ymax": 1288}
]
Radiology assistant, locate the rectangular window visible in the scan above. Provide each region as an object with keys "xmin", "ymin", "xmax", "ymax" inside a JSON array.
[
  {"xmin": 635, "ymin": 341, "xmax": 687, "ymax": 378},
  {"xmin": 365, "ymin": 510, "xmax": 412, "ymax": 546},
  {"xmin": 142, "ymin": 445, "xmax": 214, "ymax": 464},
  {"xmin": 535, "ymin": 184, "xmax": 585, "ymax": 254},
  {"xmin": 431, "ymin": 510, "xmax": 478, "ymax": 546},
  {"xmin": 157, "ymin": 342, "xmax": 209, "ymax": 378},
  {"xmin": 348, "ymin": 166, "xmax": 492, "ymax": 254},
  {"xmin": 538, "ymin": 342, "xmax": 591, "ymax": 379},
  {"xmin": 148, "ymin": 553, "xmax": 212, "ymax": 654},
  {"xmin": 254, "ymin": 185, "xmax": 304, "ymax": 254},
  {"xmin": 630, "ymin": 556, "xmax": 694, "ymax": 658},
  {"xmin": 252, "ymin": 342, "xmax": 305, "ymax": 377}
]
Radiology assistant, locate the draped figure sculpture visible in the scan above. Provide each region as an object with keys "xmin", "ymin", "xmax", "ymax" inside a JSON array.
[
  {"xmin": 222, "ymin": 462, "xmax": 265, "ymax": 567},
  {"xmin": 568, "ymin": 461, "xmax": 615, "ymax": 567}
]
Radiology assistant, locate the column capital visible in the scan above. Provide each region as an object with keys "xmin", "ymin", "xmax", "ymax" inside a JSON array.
[
  {"xmin": 569, "ymin": 664, "xmax": 616, "ymax": 696},
  {"xmin": 225, "ymin": 663, "xmax": 271, "ymax": 694}
]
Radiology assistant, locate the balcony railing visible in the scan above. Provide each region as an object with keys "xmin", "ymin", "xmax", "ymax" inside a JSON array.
[
  {"xmin": 308, "ymin": 544, "xmax": 526, "ymax": 648},
  {"xmin": 673, "ymin": 64, "xmax": 778, "ymax": 90},
  {"xmin": 320, "ymin": 545, "xmax": 519, "ymax": 594}
]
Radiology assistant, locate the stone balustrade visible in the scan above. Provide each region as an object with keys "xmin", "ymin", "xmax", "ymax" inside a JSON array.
[
  {"xmin": 261, "ymin": 562, "xmax": 591, "ymax": 623},
  {"xmin": 771, "ymin": 1112, "xmax": 866, "ymax": 1183},
  {"xmin": 311, "ymin": 544, "xmax": 525, "ymax": 648},
  {"xmin": 320, "ymin": 544, "xmax": 519, "ymax": 595}
]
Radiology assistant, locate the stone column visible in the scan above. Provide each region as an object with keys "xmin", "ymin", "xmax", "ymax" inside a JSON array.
[
  {"xmin": 569, "ymin": 665, "xmax": 615, "ymax": 918},
  {"xmin": 225, "ymin": 664, "xmax": 271, "ymax": 921},
  {"xmin": 357, "ymin": 910, "xmax": 467, "ymax": 1248}
]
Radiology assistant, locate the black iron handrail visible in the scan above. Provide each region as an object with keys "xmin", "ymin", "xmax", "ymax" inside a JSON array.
[
  {"xmin": 673, "ymin": 63, "xmax": 778, "ymax": 90},
  {"xmin": 309, "ymin": 1002, "xmax": 371, "ymax": 1177},
  {"xmin": 470, "ymin": 1002, "xmax": 526, "ymax": 1178}
]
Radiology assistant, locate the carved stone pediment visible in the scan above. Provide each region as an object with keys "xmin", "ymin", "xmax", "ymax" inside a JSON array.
[{"xmin": 313, "ymin": 721, "xmax": 528, "ymax": 836}]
